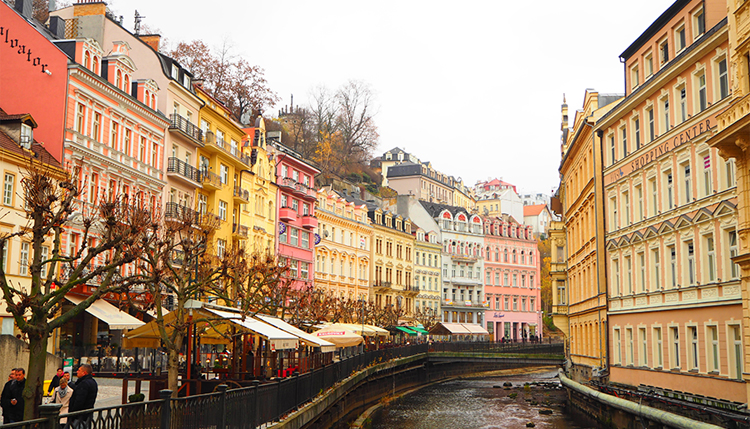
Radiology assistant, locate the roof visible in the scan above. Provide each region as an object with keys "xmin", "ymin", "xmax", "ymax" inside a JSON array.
[
  {"xmin": 0, "ymin": 109, "xmax": 62, "ymax": 168},
  {"xmin": 419, "ymin": 200, "xmax": 468, "ymax": 218},
  {"xmin": 523, "ymin": 204, "xmax": 547, "ymax": 217},
  {"xmin": 620, "ymin": 0, "xmax": 691, "ymax": 60}
]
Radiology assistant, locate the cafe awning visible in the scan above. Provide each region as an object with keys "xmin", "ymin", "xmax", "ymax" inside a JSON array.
[
  {"xmin": 335, "ymin": 323, "xmax": 390, "ymax": 337},
  {"xmin": 255, "ymin": 314, "xmax": 335, "ymax": 353},
  {"xmin": 206, "ymin": 309, "xmax": 299, "ymax": 350},
  {"xmin": 395, "ymin": 326, "xmax": 417, "ymax": 336},
  {"xmin": 65, "ymin": 295, "xmax": 144, "ymax": 330},
  {"xmin": 313, "ymin": 325, "xmax": 364, "ymax": 348},
  {"xmin": 462, "ymin": 323, "xmax": 490, "ymax": 335},
  {"xmin": 410, "ymin": 326, "xmax": 429, "ymax": 335},
  {"xmin": 123, "ymin": 307, "xmax": 228, "ymax": 348},
  {"xmin": 428, "ymin": 322, "xmax": 471, "ymax": 336}
]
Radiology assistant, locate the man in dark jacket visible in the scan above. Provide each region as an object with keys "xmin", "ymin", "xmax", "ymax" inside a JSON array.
[
  {"xmin": 1, "ymin": 370, "xmax": 16, "ymax": 424},
  {"xmin": 47, "ymin": 368, "xmax": 63, "ymax": 395},
  {"xmin": 8, "ymin": 368, "xmax": 25, "ymax": 423},
  {"xmin": 68, "ymin": 364, "xmax": 97, "ymax": 426}
]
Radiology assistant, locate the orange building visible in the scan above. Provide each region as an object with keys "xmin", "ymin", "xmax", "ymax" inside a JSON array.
[{"xmin": 600, "ymin": 0, "xmax": 745, "ymax": 405}]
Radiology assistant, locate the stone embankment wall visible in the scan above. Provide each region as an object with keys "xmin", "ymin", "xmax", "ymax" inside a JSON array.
[{"xmin": 0, "ymin": 335, "xmax": 61, "ymax": 381}]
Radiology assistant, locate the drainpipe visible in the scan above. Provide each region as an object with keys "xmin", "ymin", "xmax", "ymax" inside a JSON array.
[{"xmin": 559, "ymin": 371, "xmax": 725, "ymax": 429}]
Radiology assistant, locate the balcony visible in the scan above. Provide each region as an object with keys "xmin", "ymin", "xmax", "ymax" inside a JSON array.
[
  {"xmin": 166, "ymin": 158, "xmax": 201, "ymax": 186},
  {"xmin": 374, "ymin": 281, "xmax": 392, "ymax": 292},
  {"xmin": 164, "ymin": 202, "xmax": 200, "ymax": 224},
  {"xmin": 232, "ymin": 223, "xmax": 249, "ymax": 239},
  {"xmin": 201, "ymin": 169, "xmax": 223, "ymax": 190},
  {"xmin": 301, "ymin": 214, "xmax": 317, "ymax": 230},
  {"xmin": 280, "ymin": 177, "xmax": 317, "ymax": 201},
  {"xmin": 204, "ymin": 131, "xmax": 249, "ymax": 166},
  {"xmin": 404, "ymin": 285, "xmax": 419, "ymax": 297},
  {"xmin": 169, "ymin": 114, "xmax": 203, "ymax": 145},
  {"xmin": 279, "ymin": 206, "xmax": 297, "ymax": 222},
  {"xmin": 233, "ymin": 186, "xmax": 250, "ymax": 203}
]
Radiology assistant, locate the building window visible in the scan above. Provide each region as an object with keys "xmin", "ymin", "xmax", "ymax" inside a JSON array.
[
  {"xmin": 614, "ymin": 328, "xmax": 622, "ymax": 365},
  {"xmin": 698, "ymin": 72, "xmax": 707, "ymax": 112},
  {"xmin": 653, "ymin": 327, "xmax": 663, "ymax": 368},
  {"xmin": 694, "ymin": 8, "xmax": 705, "ymax": 37},
  {"xmin": 638, "ymin": 252, "xmax": 646, "ymax": 293},
  {"xmin": 660, "ymin": 39, "xmax": 669, "ymax": 65},
  {"xmin": 708, "ymin": 325, "xmax": 719, "ymax": 372},
  {"xmin": 649, "ymin": 177, "xmax": 657, "ymax": 216},
  {"xmin": 634, "ymin": 118, "xmax": 641, "ymax": 150},
  {"xmin": 613, "ymin": 259, "xmax": 620, "ymax": 295},
  {"xmin": 626, "ymin": 256, "xmax": 632, "ymax": 295},
  {"xmin": 682, "ymin": 163, "xmax": 691, "ymax": 204},
  {"xmin": 219, "ymin": 200, "xmax": 227, "ymax": 221},
  {"xmin": 626, "ymin": 328, "xmax": 634, "ymax": 366},
  {"xmin": 669, "ymin": 245, "xmax": 677, "ymax": 288},
  {"xmin": 3, "ymin": 173, "xmax": 14, "ymax": 206},
  {"xmin": 93, "ymin": 112, "xmax": 101, "ymax": 141},
  {"xmin": 631, "ymin": 64, "xmax": 639, "ymax": 89},
  {"xmin": 719, "ymin": 58, "xmax": 729, "ymax": 99},
  {"xmin": 621, "ymin": 127, "xmax": 628, "ymax": 157},
  {"xmin": 610, "ymin": 135, "xmax": 616, "ymax": 164},
  {"xmin": 688, "ymin": 326, "xmax": 699, "ymax": 370},
  {"xmin": 679, "ymin": 87, "xmax": 687, "ymax": 123},
  {"xmin": 76, "ymin": 103, "xmax": 85, "ymax": 134},
  {"xmin": 730, "ymin": 325, "xmax": 743, "ymax": 380},
  {"xmin": 647, "ymin": 107, "xmax": 655, "ymax": 142},
  {"xmin": 671, "ymin": 326, "xmax": 680, "ymax": 369},
  {"xmin": 40, "ymin": 246, "xmax": 48, "ymax": 279},
  {"xmin": 645, "ymin": 51, "xmax": 653, "ymax": 77},
  {"xmin": 301, "ymin": 230, "xmax": 310, "ymax": 248},
  {"xmin": 665, "ymin": 171, "xmax": 674, "ymax": 210},
  {"xmin": 725, "ymin": 159, "xmax": 736, "ymax": 189},
  {"xmin": 662, "ymin": 97, "xmax": 670, "ymax": 133},
  {"xmin": 686, "ymin": 241, "xmax": 695, "ymax": 285},
  {"xmin": 705, "ymin": 235, "xmax": 716, "ymax": 282},
  {"xmin": 220, "ymin": 164, "xmax": 228, "ymax": 184},
  {"xmin": 636, "ymin": 184, "xmax": 643, "ymax": 221},
  {"xmin": 19, "ymin": 242, "xmax": 29, "ymax": 276},
  {"xmin": 639, "ymin": 327, "xmax": 648, "ymax": 367},
  {"xmin": 652, "ymin": 248, "xmax": 660, "ymax": 290},
  {"xmin": 675, "ymin": 24, "xmax": 686, "ymax": 52},
  {"xmin": 729, "ymin": 230, "xmax": 739, "ymax": 279},
  {"xmin": 217, "ymin": 239, "xmax": 225, "ymax": 258}
]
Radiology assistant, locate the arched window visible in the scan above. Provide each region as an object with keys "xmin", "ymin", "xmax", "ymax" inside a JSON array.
[
  {"xmin": 486, "ymin": 247, "xmax": 491, "ymax": 259},
  {"xmin": 495, "ymin": 248, "xmax": 500, "ymax": 261},
  {"xmin": 151, "ymin": 94, "xmax": 156, "ymax": 109},
  {"xmin": 84, "ymin": 50, "xmax": 91, "ymax": 69},
  {"xmin": 92, "ymin": 56, "xmax": 100, "ymax": 74},
  {"xmin": 124, "ymin": 74, "xmax": 130, "ymax": 91},
  {"xmin": 116, "ymin": 70, "xmax": 122, "ymax": 89},
  {"xmin": 504, "ymin": 249, "xmax": 509, "ymax": 262}
]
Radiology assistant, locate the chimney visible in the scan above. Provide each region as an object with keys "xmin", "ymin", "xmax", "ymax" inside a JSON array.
[
  {"xmin": 48, "ymin": 16, "xmax": 66, "ymax": 39},
  {"xmin": 73, "ymin": 1, "xmax": 107, "ymax": 17},
  {"xmin": 138, "ymin": 34, "xmax": 161, "ymax": 52},
  {"xmin": 14, "ymin": 0, "xmax": 33, "ymax": 19}
]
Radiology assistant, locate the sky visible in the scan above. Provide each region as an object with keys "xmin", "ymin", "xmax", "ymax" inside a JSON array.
[{"xmin": 106, "ymin": 0, "xmax": 676, "ymax": 197}]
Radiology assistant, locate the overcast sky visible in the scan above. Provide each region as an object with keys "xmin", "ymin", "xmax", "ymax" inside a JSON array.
[{"xmin": 108, "ymin": 0, "xmax": 675, "ymax": 196}]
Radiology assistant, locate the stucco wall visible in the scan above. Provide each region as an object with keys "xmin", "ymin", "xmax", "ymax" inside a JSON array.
[{"xmin": 0, "ymin": 335, "xmax": 61, "ymax": 381}]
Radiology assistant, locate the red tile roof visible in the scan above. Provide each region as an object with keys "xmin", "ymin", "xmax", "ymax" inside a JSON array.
[{"xmin": 523, "ymin": 204, "xmax": 547, "ymax": 217}]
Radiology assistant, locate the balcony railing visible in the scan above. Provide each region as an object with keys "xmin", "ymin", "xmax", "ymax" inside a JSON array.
[
  {"xmin": 169, "ymin": 114, "xmax": 203, "ymax": 143},
  {"xmin": 165, "ymin": 202, "xmax": 200, "ymax": 223},
  {"xmin": 205, "ymin": 131, "xmax": 249, "ymax": 165},
  {"xmin": 233, "ymin": 186, "xmax": 250, "ymax": 201},
  {"xmin": 201, "ymin": 169, "xmax": 223, "ymax": 189},
  {"xmin": 167, "ymin": 157, "xmax": 201, "ymax": 183},
  {"xmin": 374, "ymin": 281, "xmax": 392, "ymax": 289},
  {"xmin": 232, "ymin": 223, "xmax": 249, "ymax": 237}
]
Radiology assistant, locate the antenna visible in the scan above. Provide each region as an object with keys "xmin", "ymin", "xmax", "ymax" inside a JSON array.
[{"xmin": 134, "ymin": 10, "xmax": 145, "ymax": 34}]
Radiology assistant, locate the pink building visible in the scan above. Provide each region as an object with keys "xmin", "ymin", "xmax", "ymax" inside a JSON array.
[
  {"xmin": 482, "ymin": 216, "xmax": 541, "ymax": 341},
  {"xmin": 270, "ymin": 140, "xmax": 319, "ymax": 289}
]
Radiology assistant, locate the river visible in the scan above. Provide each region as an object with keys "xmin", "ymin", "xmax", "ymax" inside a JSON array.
[{"xmin": 370, "ymin": 369, "xmax": 591, "ymax": 429}]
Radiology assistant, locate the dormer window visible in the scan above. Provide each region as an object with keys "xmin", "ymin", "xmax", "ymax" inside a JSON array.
[
  {"xmin": 183, "ymin": 74, "xmax": 190, "ymax": 88},
  {"xmin": 116, "ymin": 70, "xmax": 122, "ymax": 88},
  {"xmin": 20, "ymin": 124, "xmax": 32, "ymax": 149},
  {"xmin": 171, "ymin": 65, "xmax": 179, "ymax": 80},
  {"xmin": 84, "ymin": 51, "xmax": 91, "ymax": 69}
]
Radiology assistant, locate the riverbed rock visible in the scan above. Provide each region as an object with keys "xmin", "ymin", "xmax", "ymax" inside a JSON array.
[
  {"xmin": 539, "ymin": 409, "xmax": 553, "ymax": 415},
  {"xmin": 526, "ymin": 423, "xmax": 535, "ymax": 427},
  {"xmin": 503, "ymin": 382, "xmax": 513, "ymax": 387}
]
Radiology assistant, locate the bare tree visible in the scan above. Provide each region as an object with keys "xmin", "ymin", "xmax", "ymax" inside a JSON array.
[
  {"xmin": 0, "ymin": 162, "xmax": 157, "ymax": 419},
  {"xmin": 414, "ymin": 307, "xmax": 438, "ymax": 331}
]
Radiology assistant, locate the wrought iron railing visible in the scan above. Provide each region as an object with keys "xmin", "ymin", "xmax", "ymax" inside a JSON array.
[
  {"xmin": 167, "ymin": 158, "xmax": 200, "ymax": 183},
  {"xmin": 169, "ymin": 114, "xmax": 203, "ymax": 143},
  {"xmin": 164, "ymin": 202, "xmax": 200, "ymax": 224},
  {"xmin": 11, "ymin": 342, "xmax": 563, "ymax": 429},
  {"xmin": 233, "ymin": 186, "xmax": 249, "ymax": 201},
  {"xmin": 200, "ymin": 169, "xmax": 222, "ymax": 188}
]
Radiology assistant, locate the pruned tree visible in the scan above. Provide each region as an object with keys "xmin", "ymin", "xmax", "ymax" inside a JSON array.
[
  {"xmin": 414, "ymin": 306, "xmax": 438, "ymax": 331},
  {"xmin": 0, "ymin": 161, "xmax": 158, "ymax": 419}
]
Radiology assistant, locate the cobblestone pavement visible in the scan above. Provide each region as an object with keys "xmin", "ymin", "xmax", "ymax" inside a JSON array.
[{"xmin": 46, "ymin": 377, "xmax": 151, "ymax": 408}]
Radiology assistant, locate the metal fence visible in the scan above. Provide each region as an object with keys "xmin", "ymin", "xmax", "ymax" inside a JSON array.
[{"xmin": 4, "ymin": 341, "xmax": 563, "ymax": 429}]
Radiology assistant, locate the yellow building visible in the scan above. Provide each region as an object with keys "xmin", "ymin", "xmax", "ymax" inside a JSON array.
[
  {"xmin": 413, "ymin": 227, "xmax": 442, "ymax": 316},
  {"xmin": 314, "ymin": 188, "xmax": 372, "ymax": 300},
  {"xmin": 368, "ymin": 206, "xmax": 417, "ymax": 318},
  {"xmin": 559, "ymin": 90, "xmax": 621, "ymax": 382},
  {"xmin": 242, "ymin": 118, "xmax": 277, "ymax": 254},
  {"xmin": 548, "ymin": 220, "xmax": 569, "ymax": 347},
  {"xmin": 195, "ymin": 85, "xmax": 252, "ymax": 255}
]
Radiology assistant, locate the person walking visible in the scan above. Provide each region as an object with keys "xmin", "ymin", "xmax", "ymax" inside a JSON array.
[
  {"xmin": 8, "ymin": 368, "xmax": 25, "ymax": 423},
  {"xmin": 51, "ymin": 377, "xmax": 73, "ymax": 425},
  {"xmin": 48, "ymin": 368, "xmax": 64, "ymax": 396},
  {"xmin": 68, "ymin": 364, "xmax": 97, "ymax": 427},
  {"xmin": 1, "ymin": 370, "xmax": 15, "ymax": 424}
]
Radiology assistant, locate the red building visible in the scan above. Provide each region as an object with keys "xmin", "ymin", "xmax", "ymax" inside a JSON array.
[
  {"xmin": 269, "ymin": 140, "xmax": 319, "ymax": 290},
  {"xmin": 0, "ymin": 0, "xmax": 69, "ymax": 162}
]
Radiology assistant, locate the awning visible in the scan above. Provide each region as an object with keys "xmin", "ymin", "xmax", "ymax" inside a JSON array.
[
  {"xmin": 206, "ymin": 309, "xmax": 298, "ymax": 350},
  {"xmin": 462, "ymin": 323, "xmax": 490, "ymax": 335},
  {"xmin": 255, "ymin": 314, "xmax": 335, "ymax": 353},
  {"xmin": 410, "ymin": 326, "xmax": 429, "ymax": 335},
  {"xmin": 337, "ymin": 323, "xmax": 390, "ymax": 337},
  {"xmin": 313, "ymin": 325, "xmax": 363, "ymax": 348},
  {"xmin": 65, "ymin": 295, "xmax": 144, "ymax": 330},
  {"xmin": 395, "ymin": 326, "xmax": 417, "ymax": 336},
  {"xmin": 123, "ymin": 308, "xmax": 228, "ymax": 348}
]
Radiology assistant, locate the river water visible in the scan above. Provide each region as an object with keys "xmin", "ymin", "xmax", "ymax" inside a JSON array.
[{"xmin": 370, "ymin": 369, "xmax": 591, "ymax": 429}]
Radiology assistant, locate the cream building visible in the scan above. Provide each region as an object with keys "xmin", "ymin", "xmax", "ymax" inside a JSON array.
[{"xmin": 314, "ymin": 188, "xmax": 372, "ymax": 300}]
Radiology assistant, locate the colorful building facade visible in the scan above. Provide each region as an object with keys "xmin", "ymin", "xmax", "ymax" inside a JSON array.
[
  {"xmin": 483, "ymin": 216, "xmax": 541, "ymax": 341},
  {"xmin": 413, "ymin": 227, "xmax": 442, "ymax": 317},
  {"xmin": 603, "ymin": 0, "xmax": 744, "ymax": 404},
  {"xmin": 271, "ymin": 140, "xmax": 319, "ymax": 289},
  {"xmin": 314, "ymin": 188, "xmax": 372, "ymax": 300}
]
